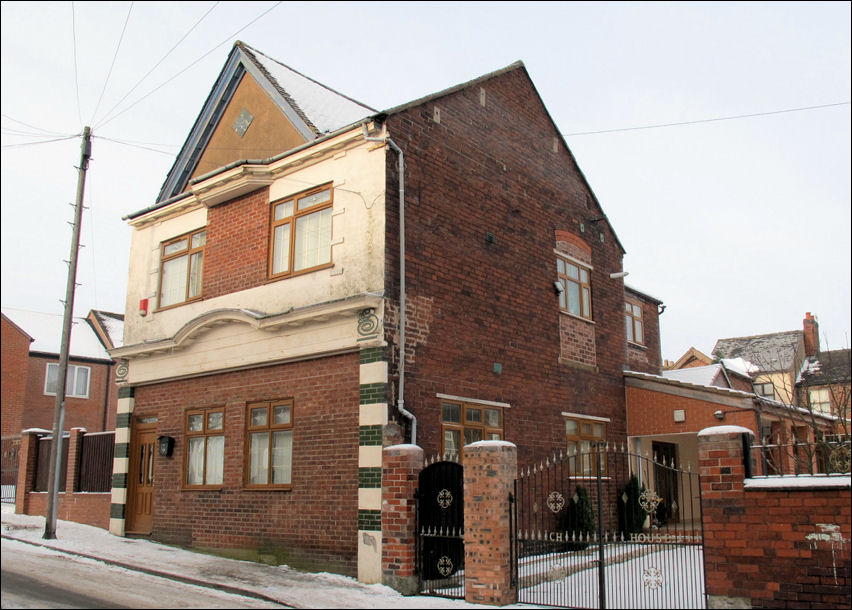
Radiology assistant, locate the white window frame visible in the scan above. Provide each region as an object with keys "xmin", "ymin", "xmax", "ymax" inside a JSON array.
[
  {"xmin": 808, "ymin": 387, "xmax": 831, "ymax": 413},
  {"xmin": 44, "ymin": 362, "xmax": 91, "ymax": 398}
]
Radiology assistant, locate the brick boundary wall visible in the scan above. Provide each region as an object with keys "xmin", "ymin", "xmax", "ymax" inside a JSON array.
[
  {"xmin": 16, "ymin": 428, "xmax": 111, "ymax": 530},
  {"xmin": 698, "ymin": 426, "xmax": 851, "ymax": 609},
  {"xmin": 381, "ymin": 443, "xmax": 423, "ymax": 595}
]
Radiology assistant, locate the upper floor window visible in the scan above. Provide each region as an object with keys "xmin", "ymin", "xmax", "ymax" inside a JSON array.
[
  {"xmin": 625, "ymin": 300, "xmax": 644, "ymax": 345},
  {"xmin": 441, "ymin": 400, "xmax": 503, "ymax": 458},
  {"xmin": 159, "ymin": 229, "xmax": 206, "ymax": 309},
  {"xmin": 185, "ymin": 407, "xmax": 224, "ymax": 488},
  {"xmin": 269, "ymin": 185, "xmax": 333, "ymax": 279},
  {"xmin": 753, "ymin": 382, "xmax": 775, "ymax": 399},
  {"xmin": 44, "ymin": 363, "xmax": 90, "ymax": 398},
  {"xmin": 246, "ymin": 400, "xmax": 294, "ymax": 488},
  {"xmin": 556, "ymin": 256, "xmax": 592, "ymax": 320},
  {"xmin": 809, "ymin": 387, "xmax": 831, "ymax": 413}
]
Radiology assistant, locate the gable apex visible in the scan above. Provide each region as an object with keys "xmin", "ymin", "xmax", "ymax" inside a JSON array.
[{"xmin": 156, "ymin": 42, "xmax": 376, "ymax": 204}]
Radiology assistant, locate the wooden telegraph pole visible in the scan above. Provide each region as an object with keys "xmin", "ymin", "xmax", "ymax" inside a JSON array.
[{"xmin": 43, "ymin": 126, "xmax": 92, "ymax": 539}]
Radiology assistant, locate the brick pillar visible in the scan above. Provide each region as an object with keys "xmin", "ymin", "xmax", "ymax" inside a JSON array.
[
  {"xmin": 65, "ymin": 428, "xmax": 86, "ymax": 494},
  {"xmin": 698, "ymin": 426, "xmax": 753, "ymax": 609},
  {"xmin": 463, "ymin": 441, "xmax": 517, "ymax": 606},
  {"xmin": 15, "ymin": 431, "xmax": 40, "ymax": 515},
  {"xmin": 381, "ymin": 443, "xmax": 423, "ymax": 595}
]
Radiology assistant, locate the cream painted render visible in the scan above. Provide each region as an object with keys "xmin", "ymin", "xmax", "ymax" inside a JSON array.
[{"xmin": 115, "ymin": 126, "xmax": 387, "ymax": 383}]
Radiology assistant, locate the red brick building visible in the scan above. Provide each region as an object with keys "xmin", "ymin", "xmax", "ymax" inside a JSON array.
[
  {"xmin": 1, "ymin": 309, "xmax": 122, "ymax": 501},
  {"xmin": 107, "ymin": 42, "xmax": 666, "ymax": 582}
]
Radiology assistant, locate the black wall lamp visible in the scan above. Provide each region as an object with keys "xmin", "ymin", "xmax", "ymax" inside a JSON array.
[{"xmin": 158, "ymin": 435, "xmax": 175, "ymax": 457}]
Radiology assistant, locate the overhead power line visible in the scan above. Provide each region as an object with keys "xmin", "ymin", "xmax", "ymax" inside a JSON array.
[
  {"xmin": 95, "ymin": 1, "xmax": 221, "ymax": 130},
  {"xmin": 563, "ymin": 101, "xmax": 851, "ymax": 137},
  {"xmin": 97, "ymin": 1, "xmax": 283, "ymax": 130},
  {"xmin": 90, "ymin": 2, "xmax": 135, "ymax": 126}
]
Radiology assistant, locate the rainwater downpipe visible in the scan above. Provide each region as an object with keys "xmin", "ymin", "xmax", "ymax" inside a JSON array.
[{"xmin": 363, "ymin": 123, "xmax": 416, "ymax": 445}]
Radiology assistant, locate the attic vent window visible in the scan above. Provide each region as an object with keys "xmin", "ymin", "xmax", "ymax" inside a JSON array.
[{"xmin": 233, "ymin": 108, "xmax": 254, "ymax": 137}]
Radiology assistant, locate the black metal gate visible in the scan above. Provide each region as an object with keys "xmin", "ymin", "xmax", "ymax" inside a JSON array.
[
  {"xmin": 513, "ymin": 443, "xmax": 706, "ymax": 609},
  {"xmin": 416, "ymin": 459, "xmax": 464, "ymax": 598}
]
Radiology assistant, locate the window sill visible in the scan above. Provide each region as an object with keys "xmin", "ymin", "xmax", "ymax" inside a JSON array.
[
  {"xmin": 181, "ymin": 485, "xmax": 224, "ymax": 491},
  {"xmin": 627, "ymin": 341, "xmax": 647, "ymax": 351},
  {"xmin": 559, "ymin": 310, "xmax": 595, "ymax": 325},
  {"xmin": 558, "ymin": 357, "xmax": 599, "ymax": 373},
  {"xmin": 266, "ymin": 262, "xmax": 334, "ymax": 284}
]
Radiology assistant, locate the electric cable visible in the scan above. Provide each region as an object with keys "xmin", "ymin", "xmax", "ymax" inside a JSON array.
[
  {"xmin": 96, "ymin": 1, "xmax": 283, "ymax": 131},
  {"xmin": 90, "ymin": 2, "xmax": 134, "ymax": 126},
  {"xmin": 563, "ymin": 101, "xmax": 851, "ymax": 137},
  {"xmin": 95, "ymin": 1, "xmax": 221, "ymax": 130}
]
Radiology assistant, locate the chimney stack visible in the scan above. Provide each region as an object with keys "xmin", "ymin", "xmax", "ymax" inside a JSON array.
[{"xmin": 803, "ymin": 312, "xmax": 819, "ymax": 358}]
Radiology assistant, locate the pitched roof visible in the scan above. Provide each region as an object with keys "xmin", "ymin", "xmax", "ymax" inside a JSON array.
[
  {"xmin": 662, "ymin": 364, "xmax": 727, "ymax": 387},
  {"xmin": 1, "ymin": 308, "xmax": 116, "ymax": 361},
  {"xmin": 798, "ymin": 348, "xmax": 852, "ymax": 386},
  {"xmin": 87, "ymin": 310, "xmax": 125, "ymax": 350},
  {"xmin": 712, "ymin": 330, "xmax": 803, "ymax": 373},
  {"xmin": 156, "ymin": 41, "xmax": 376, "ymax": 204}
]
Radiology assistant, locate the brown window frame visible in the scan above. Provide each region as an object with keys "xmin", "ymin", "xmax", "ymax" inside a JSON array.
[
  {"xmin": 556, "ymin": 255, "xmax": 592, "ymax": 320},
  {"xmin": 157, "ymin": 228, "xmax": 206, "ymax": 310},
  {"xmin": 183, "ymin": 407, "xmax": 225, "ymax": 489},
  {"xmin": 245, "ymin": 400, "xmax": 294, "ymax": 489},
  {"xmin": 564, "ymin": 415, "xmax": 608, "ymax": 475},
  {"xmin": 440, "ymin": 400, "xmax": 504, "ymax": 460},
  {"xmin": 268, "ymin": 184, "xmax": 334, "ymax": 280},
  {"xmin": 625, "ymin": 299, "xmax": 644, "ymax": 346}
]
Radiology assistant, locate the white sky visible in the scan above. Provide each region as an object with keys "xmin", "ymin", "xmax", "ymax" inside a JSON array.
[{"xmin": 2, "ymin": 1, "xmax": 850, "ymax": 361}]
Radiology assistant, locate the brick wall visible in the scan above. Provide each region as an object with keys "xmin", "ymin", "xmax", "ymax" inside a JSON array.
[
  {"xmin": 383, "ymin": 66, "xmax": 629, "ymax": 468},
  {"xmin": 627, "ymin": 385, "xmax": 757, "ymax": 437},
  {"xmin": 16, "ymin": 429, "xmax": 111, "ymax": 529},
  {"xmin": 381, "ymin": 444, "xmax": 423, "ymax": 594},
  {"xmin": 131, "ymin": 352, "xmax": 361, "ymax": 575},
  {"xmin": 1, "ymin": 314, "xmax": 31, "ymax": 438},
  {"xmin": 699, "ymin": 428, "xmax": 851, "ymax": 609},
  {"xmin": 203, "ymin": 186, "xmax": 271, "ymax": 299}
]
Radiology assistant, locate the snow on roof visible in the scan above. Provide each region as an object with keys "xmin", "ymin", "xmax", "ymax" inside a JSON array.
[
  {"xmin": 90, "ymin": 310, "xmax": 125, "ymax": 349},
  {"xmin": 712, "ymin": 330, "xmax": 802, "ymax": 372},
  {"xmin": 1, "ymin": 308, "xmax": 110, "ymax": 360},
  {"xmin": 244, "ymin": 44, "xmax": 376, "ymax": 135},
  {"xmin": 662, "ymin": 364, "xmax": 724, "ymax": 387},
  {"xmin": 721, "ymin": 357, "xmax": 759, "ymax": 377}
]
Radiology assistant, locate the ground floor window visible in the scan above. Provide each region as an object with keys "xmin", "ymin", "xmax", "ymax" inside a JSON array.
[
  {"xmin": 564, "ymin": 413, "xmax": 608, "ymax": 474},
  {"xmin": 441, "ymin": 399, "xmax": 504, "ymax": 458},
  {"xmin": 185, "ymin": 408, "xmax": 224, "ymax": 487},
  {"xmin": 246, "ymin": 400, "xmax": 294, "ymax": 488}
]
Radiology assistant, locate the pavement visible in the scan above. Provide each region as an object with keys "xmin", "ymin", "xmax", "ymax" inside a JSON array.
[{"xmin": 1, "ymin": 504, "xmax": 527, "ymax": 609}]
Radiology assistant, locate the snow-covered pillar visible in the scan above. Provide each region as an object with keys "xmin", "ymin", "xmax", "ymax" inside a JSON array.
[{"xmin": 463, "ymin": 440, "xmax": 518, "ymax": 606}]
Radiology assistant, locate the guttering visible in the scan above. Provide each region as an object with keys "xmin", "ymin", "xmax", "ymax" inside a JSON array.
[{"xmin": 363, "ymin": 123, "xmax": 416, "ymax": 445}]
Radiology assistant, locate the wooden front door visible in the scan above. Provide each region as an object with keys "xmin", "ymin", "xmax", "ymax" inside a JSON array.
[{"xmin": 125, "ymin": 423, "xmax": 157, "ymax": 534}]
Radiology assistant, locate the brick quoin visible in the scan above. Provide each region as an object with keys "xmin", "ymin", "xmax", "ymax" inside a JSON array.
[
  {"xmin": 699, "ymin": 429, "xmax": 851, "ymax": 609},
  {"xmin": 382, "ymin": 67, "xmax": 632, "ymax": 468},
  {"xmin": 131, "ymin": 352, "xmax": 361, "ymax": 576}
]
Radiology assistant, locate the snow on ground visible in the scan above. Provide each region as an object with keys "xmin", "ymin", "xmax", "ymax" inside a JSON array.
[{"xmin": 1, "ymin": 505, "xmax": 535, "ymax": 609}]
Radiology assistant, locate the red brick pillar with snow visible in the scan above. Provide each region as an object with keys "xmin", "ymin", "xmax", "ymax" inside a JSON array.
[
  {"xmin": 64, "ymin": 428, "xmax": 86, "ymax": 494},
  {"xmin": 698, "ymin": 425, "xmax": 754, "ymax": 608},
  {"xmin": 15, "ymin": 431, "xmax": 41, "ymax": 514},
  {"xmin": 463, "ymin": 440, "xmax": 518, "ymax": 606},
  {"xmin": 381, "ymin": 443, "xmax": 423, "ymax": 595}
]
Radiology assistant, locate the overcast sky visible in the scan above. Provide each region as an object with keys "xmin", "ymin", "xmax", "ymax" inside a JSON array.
[{"xmin": 2, "ymin": 1, "xmax": 850, "ymax": 361}]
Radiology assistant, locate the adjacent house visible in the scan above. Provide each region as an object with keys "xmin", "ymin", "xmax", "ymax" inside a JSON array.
[
  {"xmin": 625, "ymin": 312, "xmax": 848, "ymax": 488},
  {"xmin": 107, "ymin": 41, "xmax": 660, "ymax": 581},
  {"xmin": 1, "ymin": 308, "xmax": 123, "ymax": 501}
]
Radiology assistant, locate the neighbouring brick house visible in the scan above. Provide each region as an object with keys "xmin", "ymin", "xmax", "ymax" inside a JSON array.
[
  {"xmin": 626, "ymin": 313, "xmax": 848, "ymax": 488},
  {"xmin": 107, "ymin": 41, "xmax": 671, "ymax": 582},
  {"xmin": 1, "ymin": 308, "xmax": 123, "ymax": 502}
]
